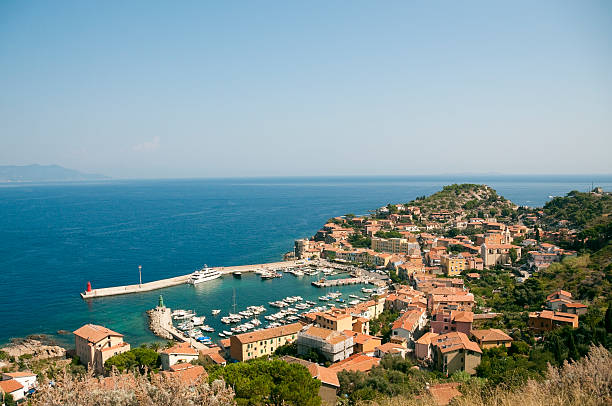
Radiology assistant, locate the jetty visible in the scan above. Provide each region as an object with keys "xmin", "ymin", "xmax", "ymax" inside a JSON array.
[
  {"xmin": 147, "ymin": 298, "xmax": 207, "ymax": 350},
  {"xmin": 80, "ymin": 260, "xmax": 304, "ymax": 299},
  {"xmin": 311, "ymin": 277, "xmax": 368, "ymax": 288}
]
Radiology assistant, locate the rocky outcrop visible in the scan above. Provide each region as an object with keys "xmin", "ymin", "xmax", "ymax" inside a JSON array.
[
  {"xmin": 147, "ymin": 306, "xmax": 173, "ymax": 340},
  {"xmin": 1, "ymin": 337, "xmax": 66, "ymax": 360}
]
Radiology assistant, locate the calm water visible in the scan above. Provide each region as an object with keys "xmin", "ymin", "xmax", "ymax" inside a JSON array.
[{"xmin": 1, "ymin": 175, "xmax": 610, "ymax": 347}]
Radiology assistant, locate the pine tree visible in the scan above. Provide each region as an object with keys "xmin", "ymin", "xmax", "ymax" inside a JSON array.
[{"xmin": 605, "ymin": 303, "xmax": 612, "ymax": 333}]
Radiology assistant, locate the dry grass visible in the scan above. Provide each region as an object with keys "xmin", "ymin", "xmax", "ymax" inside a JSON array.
[{"xmin": 365, "ymin": 346, "xmax": 612, "ymax": 406}]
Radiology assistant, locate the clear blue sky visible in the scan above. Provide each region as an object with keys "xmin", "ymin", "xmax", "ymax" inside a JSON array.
[{"xmin": 1, "ymin": 1, "xmax": 611, "ymax": 178}]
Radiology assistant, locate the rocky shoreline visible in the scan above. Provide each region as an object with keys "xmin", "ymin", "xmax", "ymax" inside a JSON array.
[
  {"xmin": 147, "ymin": 307, "xmax": 174, "ymax": 340},
  {"xmin": 0, "ymin": 335, "xmax": 66, "ymax": 360}
]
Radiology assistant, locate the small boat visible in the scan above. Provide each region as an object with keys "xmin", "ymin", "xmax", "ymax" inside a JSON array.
[
  {"xmin": 212, "ymin": 309, "xmax": 221, "ymax": 316},
  {"xmin": 233, "ymin": 271, "xmax": 242, "ymax": 278},
  {"xmin": 201, "ymin": 325, "xmax": 215, "ymax": 332},
  {"xmin": 218, "ymin": 332, "xmax": 226, "ymax": 337},
  {"xmin": 349, "ymin": 294, "xmax": 359, "ymax": 299},
  {"xmin": 191, "ymin": 316, "xmax": 205, "ymax": 326},
  {"xmin": 319, "ymin": 296, "xmax": 330, "ymax": 301},
  {"xmin": 223, "ymin": 330, "xmax": 233, "ymax": 336}
]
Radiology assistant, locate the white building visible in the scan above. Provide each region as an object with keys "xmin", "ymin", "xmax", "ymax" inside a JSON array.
[
  {"xmin": 0, "ymin": 379, "xmax": 25, "ymax": 401},
  {"xmin": 160, "ymin": 342, "xmax": 199, "ymax": 370},
  {"xmin": 297, "ymin": 326, "xmax": 353, "ymax": 363},
  {"xmin": 2, "ymin": 371, "xmax": 37, "ymax": 392}
]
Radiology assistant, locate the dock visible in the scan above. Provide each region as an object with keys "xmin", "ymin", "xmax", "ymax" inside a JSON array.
[
  {"xmin": 311, "ymin": 277, "xmax": 368, "ymax": 288},
  {"xmin": 80, "ymin": 260, "xmax": 304, "ymax": 299},
  {"xmin": 147, "ymin": 304, "xmax": 207, "ymax": 350}
]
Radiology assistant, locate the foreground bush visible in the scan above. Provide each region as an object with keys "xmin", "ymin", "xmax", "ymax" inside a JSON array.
[{"xmin": 30, "ymin": 368, "xmax": 235, "ymax": 406}]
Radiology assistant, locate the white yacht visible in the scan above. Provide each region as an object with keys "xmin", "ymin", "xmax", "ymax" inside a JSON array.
[{"xmin": 188, "ymin": 265, "xmax": 222, "ymax": 285}]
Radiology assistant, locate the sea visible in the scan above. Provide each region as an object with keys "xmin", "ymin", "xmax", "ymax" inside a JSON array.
[{"xmin": 1, "ymin": 175, "xmax": 611, "ymax": 348}]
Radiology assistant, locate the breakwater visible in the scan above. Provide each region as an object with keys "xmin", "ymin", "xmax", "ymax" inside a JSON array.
[{"xmin": 81, "ymin": 260, "xmax": 303, "ymax": 299}]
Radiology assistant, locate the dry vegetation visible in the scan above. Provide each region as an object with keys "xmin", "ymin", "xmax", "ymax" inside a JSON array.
[
  {"xmin": 29, "ymin": 367, "xmax": 235, "ymax": 406},
  {"xmin": 362, "ymin": 346, "xmax": 612, "ymax": 406}
]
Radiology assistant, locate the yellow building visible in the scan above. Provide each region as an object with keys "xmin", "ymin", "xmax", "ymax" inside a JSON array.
[
  {"xmin": 230, "ymin": 323, "xmax": 302, "ymax": 362},
  {"xmin": 440, "ymin": 255, "xmax": 467, "ymax": 276},
  {"xmin": 73, "ymin": 324, "xmax": 130, "ymax": 374},
  {"xmin": 316, "ymin": 311, "xmax": 353, "ymax": 332},
  {"xmin": 371, "ymin": 237, "xmax": 418, "ymax": 254}
]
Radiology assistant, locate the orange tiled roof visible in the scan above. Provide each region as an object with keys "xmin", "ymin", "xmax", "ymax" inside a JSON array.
[
  {"xmin": 233, "ymin": 323, "xmax": 302, "ymax": 344},
  {"xmin": 0, "ymin": 379, "xmax": 23, "ymax": 394},
  {"xmin": 471, "ymin": 329, "xmax": 513, "ymax": 343},
  {"xmin": 375, "ymin": 342, "xmax": 405, "ymax": 354},
  {"xmin": 161, "ymin": 342, "xmax": 198, "ymax": 355},
  {"xmin": 73, "ymin": 324, "xmax": 123, "ymax": 344},
  {"xmin": 3, "ymin": 371, "xmax": 36, "ymax": 378},
  {"xmin": 415, "ymin": 332, "xmax": 439, "ymax": 345},
  {"xmin": 328, "ymin": 353, "xmax": 380, "ymax": 373},
  {"xmin": 433, "ymin": 332, "xmax": 481, "ymax": 354},
  {"xmin": 161, "ymin": 364, "xmax": 206, "ymax": 385}
]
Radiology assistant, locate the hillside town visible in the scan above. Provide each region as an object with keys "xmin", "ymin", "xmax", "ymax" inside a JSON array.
[{"xmin": 1, "ymin": 184, "xmax": 610, "ymax": 406}]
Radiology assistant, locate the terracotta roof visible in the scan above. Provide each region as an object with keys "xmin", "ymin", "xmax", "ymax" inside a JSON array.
[
  {"xmin": 309, "ymin": 364, "xmax": 340, "ymax": 387},
  {"xmin": 3, "ymin": 371, "xmax": 36, "ymax": 378},
  {"xmin": 451, "ymin": 310, "xmax": 474, "ymax": 323},
  {"xmin": 233, "ymin": 322, "xmax": 302, "ymax": 344},
  {"xmin": 392, "ymin": 309, "xmax": 424, "ymax": 331},
  {"xmin": 161, "ymin": 342, "xmax": 198, "ymax": 355},
  {"xmin": 200, "ymin": 348, "xmax": 227, "ymax": 364},
  {"xmin": 0, "ymin": 379, "xmax": 24, "ymax": 394},
  {"xmin": 547, "ymin": 290, "xmax": 572, "ymax": 300},
  {"xmin": 328, "ymin": 353, "xmax": 380, "ymax": 373},
  {"xmin": 375, "ymin": 342, "xmax": 405, "ymax": 354},
  {"xmin": 471, "ymin": 329, "xmax": 513, "ymax": 343},
  {"xmin": 433, "ymin": 332, "xmax": 482, "ymax": 354},
  {"xmin": 219, "ymin": 338, "xmax": 231, "ymax": 348},
  {"xmin": 428, "ymin": 382, "xmax": 462, "ymax": 406},
  {"xmin": 301, "ymin": 326, "xmax": 350, "ymax": 345},
  {"xmin": 415, "ymin": 332, "xmax": 439, "ymax": 345},
  {"xmin": 563, "ymin": 303, "xmax": 587, "ymax": 308},
  {"xmin": 73, "ymin": 324, "xmax": 123, "ymax": 344},
  {"xmin": 280, "ymin": 356, "xmax": 339, "ymax": 387},
  {"xmin": 343, "ymin": 330, "xmax": 380, "ymax": 345},
  {"xmin": 529, "ymin": 310, "xmax": 578, "ymax": 323},
  {"xmin": 161, "ymin": 364, "xmax": 206, "ymax": 385}
]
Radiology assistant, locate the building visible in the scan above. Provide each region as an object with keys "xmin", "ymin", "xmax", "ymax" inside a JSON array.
[
  {"xmin": 0, "ymin": 379, "xmax": 25, "ymax": 402},
  {"xmin": 428, "ymin": 290, "xmax": 475, "ymax": 313},
  {"xmin": 470, "ymin": 329, "xmax": 513, "ymax": 349},
  {"xmin": 159, "ymin": 363, "xmax": 207, "ymax": 385},
  {"xmin": 372, "ymin": 237, "xmax": 419, "ymax": 254},
  {"xmin": 160, "ymin": 342, "xmax": 199, "ymax": 371},
  {"xmin": 431, "ymin": 332, "xmax": 482, "ymax": 375},
  {"xmin": 315, "ymin": 310, "xmax": 354, "ymax": 332},
  {"xmin": 561, "ymin": 302, "xmax": 588, "ymax": 316},
  {"xmin": 415, "ymin": 332, "xmax": 439, "ymax": 361},
  {"xmin": 281, "ymin": 356, "xmax": 340, "ymax": 405},
  {"xmin": 1, "ymin": 371, "xmax": 37, "ymax": 393},
  {"xmin": 440, "ymin": 255, "xmax": 467, "ymax": 276},
  {"xmin": 430, "ymin": 311, "xmax": 473, "ymax": 335},
  {"xmin": 374, "ymin": 342, "xmax": 407, "ymax": 358},
  {"xmin": 230, "ymin": 323, "xmax": 302, "ymax": 362},
  {"xmin": 328, "ymin": 353, "xmax": 380, "ymax": 374},
  {"xmin": 390, "ymin": 308, "xmax": 427, "ymax": 345},
  {"xmin": 73, "ymin": 324, "xmax": 131, "ymax": 374},
  {"xmin": 528, "ymin": 310, "xmax": 578, "ymax": 333},
  {"xmin": 342, "ymin": 330, "xmax": 382, "ymax": 355},
  {"xmin": 480, "ymin": 243, "xmax": 521, "ymax": 268},
  {"xmin": 297, "ymin": 326, "xmax": 353, "ymax": 362}
]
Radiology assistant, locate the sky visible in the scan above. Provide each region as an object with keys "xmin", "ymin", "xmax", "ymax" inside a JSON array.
[{"xmin": 1, "ymin": 1, "xmax": 611, "ymax": 179}]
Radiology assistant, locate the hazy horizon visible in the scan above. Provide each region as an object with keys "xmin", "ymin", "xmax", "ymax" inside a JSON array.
[{"xmin": 1, "ymin": 1, "xmax": 611, "ymax": 178}]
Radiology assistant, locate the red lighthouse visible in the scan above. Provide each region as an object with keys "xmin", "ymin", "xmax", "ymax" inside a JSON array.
[{"xmin": 86, "ymin": 281, "xmax": 92, "ymax": 292}]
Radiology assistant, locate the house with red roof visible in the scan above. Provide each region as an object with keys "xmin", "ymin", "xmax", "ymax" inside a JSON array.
[
  {"xmin": 431, "ymin": 332, "xmax": 482, "ymax": 375},
  {"xmin": 73, "ymin": 324, "xmax": 131, "ymax": 374}
]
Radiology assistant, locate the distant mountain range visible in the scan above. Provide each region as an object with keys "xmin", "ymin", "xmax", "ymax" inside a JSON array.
[{"xmin": 0, "ymin": 164, "xmax": 109, "ymax": 182}]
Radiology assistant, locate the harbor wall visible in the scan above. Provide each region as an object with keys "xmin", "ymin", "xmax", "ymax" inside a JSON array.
[{"xmin": 80, "ymin": 260, "xmax": 304, "ymax": 299}]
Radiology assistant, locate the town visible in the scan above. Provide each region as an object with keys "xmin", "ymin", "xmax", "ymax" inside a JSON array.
[{"xmin": 1, "ymin": 184, "xmax": 610, "ymax": 406}]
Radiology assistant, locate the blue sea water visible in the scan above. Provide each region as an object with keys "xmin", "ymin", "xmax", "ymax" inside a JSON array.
[{"xmin": 1, "ymin": 175, "xmax": 611, "ymax": 347}]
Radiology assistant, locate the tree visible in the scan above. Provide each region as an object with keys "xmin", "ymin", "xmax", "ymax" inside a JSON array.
[
  {"xmin": 104, "ymin": 346, "xmax": 161, "ymax": 374},
  {"xmin": 535, "ymin": 228, "xmax": 541, "ymax": 242},
  {"xmin": 209, "ymin": 359, "xmax": 321, "ymax": 406},
  {"xmin": 3, "ymin": 393, "xmax": 16, "ymax": 406},
  {"xmin": 605, "ymin": 303, "xmax": 612, "ymax": 333},
  {"xmin": 509, "ymin": 248, "xmax": 518, "ymax": 264}
]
